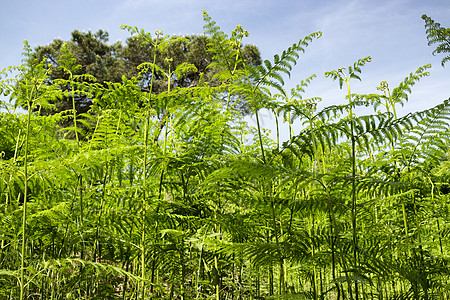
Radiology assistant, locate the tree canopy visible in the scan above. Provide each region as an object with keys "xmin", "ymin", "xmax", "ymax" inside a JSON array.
[{"xmin": 29, "ymin": 29, "xmax": 262, "ymax": 117}]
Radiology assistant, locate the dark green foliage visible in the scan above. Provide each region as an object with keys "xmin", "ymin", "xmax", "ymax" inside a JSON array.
[{"xmin": 30, "ymin": 27, "xmax": 262, "ymax": 119}]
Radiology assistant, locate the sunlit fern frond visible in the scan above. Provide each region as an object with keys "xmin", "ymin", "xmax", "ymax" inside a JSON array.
[{"xmin": 422, "ymin": 14, "xmax": 450, "ymax": 66}]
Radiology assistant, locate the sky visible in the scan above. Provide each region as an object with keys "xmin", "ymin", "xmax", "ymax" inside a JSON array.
[{"xmin": 1, "ymin": 0, "xmax": 449, "ymax": 140}]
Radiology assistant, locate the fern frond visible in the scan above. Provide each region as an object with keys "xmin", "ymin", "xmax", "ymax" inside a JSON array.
[
  {"xmin": 250, "ymin": 32, "xmax": 322, "ymax": 92},
  {"xmin": 422, "ymin": 14, "xmax": 450, "ymax": 66},
  {"xmin": 325, "ymin": 57, "xmax": 371, "ymax": 90},
  {"xmin": 402, "ymin": 98, "xmax": 450, "ymax": 167},
  {"xmin": 391, "ymin": 64, "xmax": 431, "ymax": 106}
]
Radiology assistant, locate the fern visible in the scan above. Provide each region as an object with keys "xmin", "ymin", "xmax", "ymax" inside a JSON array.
[
  {"xmin": 248, "ymin": 32, "xmax": 322, "ymax": 96},
  {"xmin": 401, "ymin": 99, "xmax": 450, "ymax": 169},
  {"xmin": 325, "ymin": 57, "xmax": 372, "ymax": 90},
  {"xmin": 2, "ymin": 13, "xmax": 450, "ymax": 300},
  {"xmin": 202, "ymin": 11, "xmax": 249, "ymax": 83},
  {"xmin": 422, "ymin": 14, "xmax": 450, "ymax": 67}
]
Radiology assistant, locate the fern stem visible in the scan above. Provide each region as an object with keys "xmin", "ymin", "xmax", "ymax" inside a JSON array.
[
  {"xmin": 13, "ymin": 129, "xmax": 22, "ymax": 163},
  {"xmin": 71, "ymin": 83, "xmax": 79, "ymax": 149},
  {"xmin": 345, "ymin": 77, "xmax": 358, "ymax": 300},
  {"xmin": 141, "ymin": 33, "xmax": 161, "ymax": 299},
  {"xmin": 140, "ymin": 83, "xmax": 150, "ymax": 300},
  {"xmin": 19, "ymin": 90, "xmax": 33, "ymax": 300},
  {"xmin": 214, "ymin": 254, "xmax": 220, "ymax": 300},
  {"xmin": 309, "ymin": 211, "xmax": 318, "ymax": 299},
  {"xmin": 254, "ymin": 108, "xmax": 266, "ymax": 163},
  {"xmin": 274, "ymin": 108, "xmax": 280, "ymax": 150},
  {"xmin": 93, "ymin": 164, "xmax": 109, "ymax": 263}
]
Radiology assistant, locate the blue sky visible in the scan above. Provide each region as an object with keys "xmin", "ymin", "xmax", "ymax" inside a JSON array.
[{"xmin": 1, "ymin": 0, "xmax": 448, "ymax": 137}]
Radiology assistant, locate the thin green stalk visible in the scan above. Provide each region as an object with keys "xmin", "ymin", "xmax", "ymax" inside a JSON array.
[
  {"xmin": 239, "ymin": 52, "xmax": 266, "ymax": 164},
  {"xmin": 346, "ymin": 78, "xmax": 359, "ymax": 300},
  {"xmin": 254, "ymin": 108, "xmax": 266, "ymax": 163},
  {"xmin": 308, "ymin": 211, "xmax": 318, "ymax": 299},
  {"xmin": 93, "ymin": 164, "xmax": 109, "ymax": 262},
  {"xmin": 140, "ymin": 80, "xmax": 151, "ymax": 300},
  {"xmin": 307, "ymin": 109, "xmax": 321, "ymax": 300},
  {"xmin": 213, "ymin": 195, "xmax": 222, "ymax": 300},
  {"xmin": 1, "ymin": 130, "xmax": 21, "ymax": 256},
  {"xmin": 13, "ymin": 129, "xmax": 22, "ymax": 163},
  {"xmin": 71, "ymin": 78, "xmax": 79, "ymax": 149},
  {"xmin": 308, "ymin": 105, "xmax": 340, "ymax": 298},
  {"xmin": 214, "ymin": 255, "xmax": 220, "ymax": 300},
  {"xmin": 436, "ymin": 220, "xmax": 444, "ymax": 256},
  {"xmin": 265, "ymin": 183, "xmax": 284, "ymax": 295},
  {"xmin": 18, "ymin": 62, "xmax": 49, "ymax": 299},
  {"xmin": 140, "ymin": 31, "xmax": 161, "ymax": 299},
  {"xmin": 19, "ymin": 96, "xmax": 32, "ymax": 300},
  {"xmin": 381, "ymin": 84, "xmax": 410, "ymax": 238},
  {"xmin": 274, "ymin": 108, "xmax": 280, "ymax": 150}
]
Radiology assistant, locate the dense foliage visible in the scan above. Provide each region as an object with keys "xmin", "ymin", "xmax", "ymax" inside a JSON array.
[
  {"xmin": 0, "ymin": 11, "xmax": 449, "ymax": 300},
  {"xmin": 29, "ymin": 28, "xmax": 261, "ymax": 117}
]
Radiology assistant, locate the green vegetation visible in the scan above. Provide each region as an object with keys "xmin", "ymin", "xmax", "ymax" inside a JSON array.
[
  {"xmin": 0, "ymin": 12, "xmax": 449, "ymax": 299},
  {"xmin": 422, "ymin": 14, "xmax": 450, "ymax": 67},
  {"xmin": 29, "ymin": 27, "xmax": 261, "ymax": 118}
]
